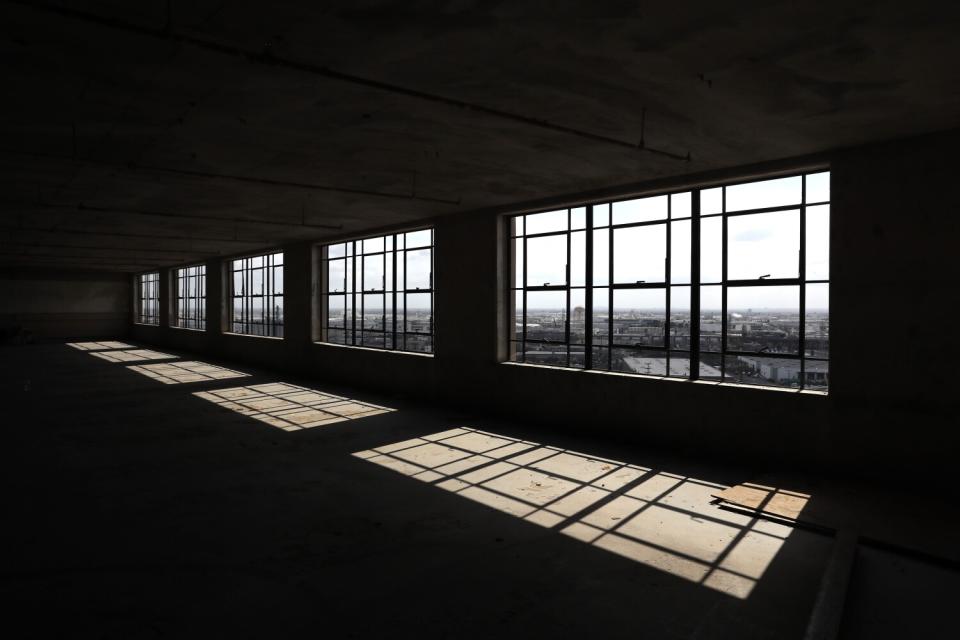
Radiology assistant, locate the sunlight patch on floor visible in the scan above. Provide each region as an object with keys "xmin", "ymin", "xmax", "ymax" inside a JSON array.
[
  {"xmin": 89, "ymin": 349, "xmax": 178, "ymax": 362},
  {"xmin": 354, "ymin": 427, "xmax": 804, "ymax": 599},
  {"xmin": 194, "ymin": 382, "xmax": 394, "ymax": 430},
  {"xmin": 127, "ymin": 361, "xmax": 250, "ymax": 384},
  {"xmin": 67, "ymin": 341, "xmax": 135, "ymax": 351}
]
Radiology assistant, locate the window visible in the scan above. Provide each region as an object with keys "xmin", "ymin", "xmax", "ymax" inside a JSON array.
[
  {"xmin": 174, "ymin": 264, "xmax": 206, "ymax": 330},
  {"xmin": 321, "ymin": 228, "xmax": 433, "ymax": 353},
  {"xmin": 508, "ymin": 171, "xmax": 829, "ymax": 391},
  {"xmin": 135, "ymin": 271, "xmax": 159, "ymax": 325},
  {"xmin": 230, "ymin": 252, "xmax": 284, "ymax": 337}
]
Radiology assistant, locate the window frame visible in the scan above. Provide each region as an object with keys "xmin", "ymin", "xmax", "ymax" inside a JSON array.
[
  {"xmin": 135, "ymin": 271, "xmax": 160, "ymax": 325},
  {"xmin": 228, "ymin": 251, "xmax": 284, "ymax": 338},
  {"xmin": 172, "ymin": 264, "xmax": 207, "ymax": 331},
  {"xmin": 506, "ymin": 169, "xmax": 830, "ymax": 391},
  {"xmin": 319, "ymin": 228, "xmax": 434, "ymax": 354}
]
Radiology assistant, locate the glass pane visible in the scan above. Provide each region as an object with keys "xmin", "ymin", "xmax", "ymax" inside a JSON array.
[
  {"xmin": 571, "ymin": 207, "xmax": 586, "ymax": 230},
  {"xmin": 593, "ymin": 229, "xmax": 608, "ymax": 286},
  {"xmin": 592, "ymin": 346, "xmax": 609, "ymax": 370},
  {"xmin": 328, "ymin": 243, "xmax": 346, "ymax": 259},
  {"xmin": 250, "ymin": 296, "xmax": 263, "ymax": 322},
  {"xmin": 671, "ymin": 192, "xmax": 692, "ymax": 219},
  {"xmin": 727, "ymin": 210, "xmax": 800, "ymax": 280},
  {"xmin": 727, "ymin": 285, "xmax": 800, "ymax": 354},
  {"xmin": 612, "ymin": 348, "xmax": 667, "ymax": 376},
  {"xmin": 592, "ymin": 287, "xmax": 609, "ymax": 345},
  {"xmin": 524, "ymin": 290, "xmax": 567, "ymax": 344},
  {"xmin": 250, "ymin": 256, "xmax": 263, "ymax": 269},
  {"xmin": 612, "ymin": 195, "xmax": 667, "ymax": 224},
  {"xmin": 570, "ymin": 232, "xmax": 586, "ymax": 287},
  {"xmin": 570, "ymin": 288, "xmax": 586, "ymax": 345},
  {"xmin": 701, "ymin": 187, "xmax": 723, "ymax": 215},
  {"xmin": 406, "ymin": 248, "xmax": 431, "ymax": 290},
  {"xmin": 526, "ymin": 209, "xmax": 567, "ymax": 235},
  {"xmin": 404, "ymin": 293, "xmax": 432, "ymax": 333},
  {"xmin": 326, "ymin": 329, "xmax": 346, "ymax": 344},
  {"xmin": 251, "ymin": 269, "xmax": 263, "ymax": 295},
  {"xmin": 806, "ymin": 205, "xmax": 830, "ymax": 280},
  {"xmin": 806, "ymin": 283, "xmax": 829, "ymax": 359},
  {"xmin": 612, "ymin": 289, "xmax": 666, "ymax": 347},
  {"xmin": 273, "ymin": 266, "xmax": 284, "ymax": 295},
  {"xmin": 405, "ymin": 334, "xmax": 433, "ymax": 353},
  {"xmin": 700, "ymin": 216, "xmax": 722, "ymax": 283},
  {"xmin": 514, "ymin": 238, "xmax": 523, "ymax": 288},
  {"xmin": 668, "ymin": 354, "xmax": 693, "ymax": 378},
  {"xmin": 514, "ymin": 290, "xmax": 524, "ymax": 340},
  {"xmin": 725, "ymin": 355, "xmax": 800, "ymax": 388},
  {"xmin": 272, "ymin": 296, "xmax": 284, "ymax": 326},
  {"xmin": 804, "ymin": 360, "xmax": 829, "ymax": 391},
  {"xmin": 363, "ymin": 255, "xmax": 385, "ymax": 291},
  {"xmin": 700, "ymin": 352, "xmax": 723, "ymax": 380},
  {"xmin": 526, "ymin": 234, "xmax": 567, "ymax": 287},
  {"xmin": 272, "ymin": 252, "xmax": 283, "ymax": 266},
  {"xmin": 669, "ymin": 286, "xmax": 691, "ymax": 351},
  {"xmin": 593, "ymin": 203, "xmax": 609, "ymax": 227},
  {"xmin": 726, "ymin": 176, "xmax": 802, "ymax": 212},
  {"xmin": 671, "ymin": 219, "xmax": 691, "ymax": 284},
  {"xmin": 362, "ymin": 332, "xmax": 385, "ymax": 348},
  {"xmin": 806, "ymin": 172, "xmax": 830, "ymax": 203},
  {"xmin": 613, "ymin": 224, "xmax": 666, "ymax": 283},
  {"xmin": 327, "ymin": 295, "xmax": 346, "ymax": 328},
  {"xmin": 700, "ymin": 285, "xmax": 722, "ymax": 352},
  {"xmin": 405, "ymin": 229, "xmax": 432, "ymax": 248},
  {"xmin": 362, "ymin": 294, "xmax": 384, "ymax": 330},
  {"xmin": 363, "ymin": 236, "xmax": 385, "ymax": 254}
]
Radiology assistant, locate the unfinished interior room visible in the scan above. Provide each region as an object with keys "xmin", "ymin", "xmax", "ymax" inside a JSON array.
[{"xmin": 2, "ymin": 2, "xmax": 959, "ymax": 638}]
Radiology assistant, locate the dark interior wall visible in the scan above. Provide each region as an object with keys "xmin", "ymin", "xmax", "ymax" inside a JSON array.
[
  {"xmin": 130, "ymin": 129, "xmax": 960, "ymax": 479},
  {"xmin": 1, "ymin": 268, "xmax": 130, "ymax": 340}
]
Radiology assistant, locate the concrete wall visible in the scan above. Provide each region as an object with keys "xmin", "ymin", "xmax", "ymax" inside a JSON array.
[
  {"xmin": 131, "ymin": 129, "xmax": 960, "ymax": 479},
  {"xmin": 1, "ymin": 268, "xmax": 130, "ymax": 339}
]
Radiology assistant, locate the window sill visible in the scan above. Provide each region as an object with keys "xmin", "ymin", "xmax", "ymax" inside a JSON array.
[
  {"xmin": 314, "ymin": 341, "xmax": 434, "ymax": 358},
  {"xmin": 132, "ymin": 321, "xmax": 160, "ymax": 327},
  {"xmin": 499, "ymin": 361, "xmax": 828, "ymax": 396},
  {"xmin": 222, "ymin": 332, "xmax": 284, "ymax": 341}
]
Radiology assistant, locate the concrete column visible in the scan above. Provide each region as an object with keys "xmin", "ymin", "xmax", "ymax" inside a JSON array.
[
  {"xmin": 280, "ymin": 241, "xmax": 312, "ymax": 349},
  {"xmin": 207, "ymin": 257, "xmax": 224, "ymax": 339}
]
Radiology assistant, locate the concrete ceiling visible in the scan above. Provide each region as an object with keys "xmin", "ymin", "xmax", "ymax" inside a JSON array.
[{"xmin": 1, "ymin": 0, "xmax": 958, "ymax": 272}]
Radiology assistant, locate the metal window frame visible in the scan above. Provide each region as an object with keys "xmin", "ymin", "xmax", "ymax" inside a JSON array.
[
  {"xmin": 173, "ymin": 264, "xmax": 207, "ymax": 330},
  {"xmin": 229, "ymin": 252, "xmax": 284, "ymax": 338},
  {"xmin": 319, "ymin": 228, "xmax": 434, "ymax": 354},
  {"xmin": 507, "ymin": 169, "xmax": 830, "ymax": 391},
  {"xmin": 136, "ymin": 271, "xmax": 160, "ymax": 325}
]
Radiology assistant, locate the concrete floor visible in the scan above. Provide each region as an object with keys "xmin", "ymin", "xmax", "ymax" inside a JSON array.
[{"xmin": 1, "ymin": 342, "xmax": 955, "ymax": 639}]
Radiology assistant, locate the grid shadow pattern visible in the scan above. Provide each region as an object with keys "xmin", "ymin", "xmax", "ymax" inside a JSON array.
[
  {"xmin": 67, "ymin": 341, "xmax": 135, "ymax": 351},
  {"xmin": 194, "ymin": 382, "xmax": 394, "ymax": 431},
  {"xmin": 90, "ymin": 349, "xmax": 178, "ymax": 363},
  {"xmin": 127, "ymin": 361, "xmax": 249, "ymax": 385},
  {"xmin": 354, "ymin": 427, "xmax": 808, "ymax": 599}
]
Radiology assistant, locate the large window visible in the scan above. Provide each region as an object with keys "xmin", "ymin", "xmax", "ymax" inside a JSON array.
[
  {"xmin": 174, "ymin": 264, "xmax": 206, "ymax": 330},
  {"xmin": 321, "ymin": 228, "xmax": 433, "ymax": 353},
  {"xmin": 230, "ymin": 252, "xmax": 283, "ymax": 337},
  {"xmin": 135, "ymin": 271, "xmax": 159, "ymax": 325},
  {"xmin": 508, "ymin": 171, "xmax": 829, "ymax": 391}
]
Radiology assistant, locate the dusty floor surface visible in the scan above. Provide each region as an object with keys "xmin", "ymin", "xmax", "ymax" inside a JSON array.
[{"xmin": 0, "ymin": 342, "xmax": 954, "ymax": 639}]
